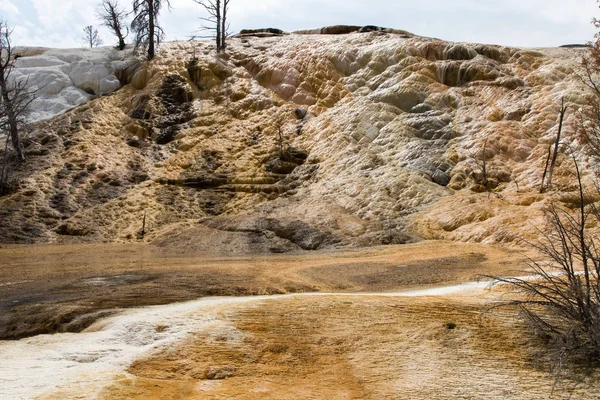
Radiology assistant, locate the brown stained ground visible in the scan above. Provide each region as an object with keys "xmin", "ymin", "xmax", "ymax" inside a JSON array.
[
  {"xmin": 98, "ymin": 294, "xmax": 600, "ymax": 399},
  {"xmin": 0, "ymin": 240, "xmax": 527, "ymax": 339},
  {"xmin": 3, "ymin": 241, "xmax": 600, "ymax": 399}
]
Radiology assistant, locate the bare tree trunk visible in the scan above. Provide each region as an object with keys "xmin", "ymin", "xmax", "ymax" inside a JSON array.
[
  {"xmin": 0, "ymin": 21, "xmax": 31, "ymax": 164},
  {"xmin": 220, "ymin": 0, "xmax": 227, "ymax": 50},
  {"xmin": 0, "ymin": 79, "xmax": 25, "ymax": 162},
  {"xmin": 481, "ymin": 138, "xmax": 488, "ymax": 188},
  {"xmin": 98, "ymin": 0, "xmax": 129, "ymax": 50},
  {"xmin": 116, "ymin": 24, "xmax": 126, "ymax": 50},
  {"xmin": 546, "ymin": 98, "xmax": 567, "ymax": 188},
  {"xmin": 148, "ymin": 0, "xmax": 155, "ymax": 60},
  {"xmin": 0, "ymin": 133, "xmax": 9, "ymax": 192},
  {"xmin": 118, "ymin": 36, "xmax": 126, "ymax": 50},
  {"xmin": 141, "ymin": 210, "xmax": 146, "ymax": 239},
  {"xmin": 216, "ymin": 0, "xmax": 221, "ymax": 51},
  {"xmin": 488, "ymin": 152, "xmax": 600, "ymax": 368},
  {"xmin": 540, "ymin": 144, "xmax": 552, "ymax": 193},
  {"xmin": 193, "ymin": 0, "xmax": 224, "ymax": 51},
  {"xmin": 571, "ymin": 152, "xmax": 592, "ymax": 310},
  {"xmin": 8, "ymin": 114, "xmax": 23, "ymax": 162}
]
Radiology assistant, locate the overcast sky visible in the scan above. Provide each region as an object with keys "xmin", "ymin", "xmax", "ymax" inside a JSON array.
[{"xmin": 0, "ymin": 0, "xmax": 598, "ymax": 49}]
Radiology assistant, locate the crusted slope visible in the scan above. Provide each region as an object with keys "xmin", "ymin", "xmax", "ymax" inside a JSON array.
[{"xmin": 0, "ymin": 31, "xmax": 593, "ymax": 251}]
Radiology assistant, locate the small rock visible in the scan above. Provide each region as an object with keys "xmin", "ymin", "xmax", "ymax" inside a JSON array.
[
  {"xmin": 206, "ymin": 365, "xmax": 236, "ymax": 380},
  {"xmin": 239, "ymin": 28, "xmax": 284, "ymax": 36},
  {"xmin": 432, "ymin": 170, "xmax": 451, "ymax": 186},
  {"xmin": 359, "ymin": 25, "xmax": 385, "ymax": 33},
  {"xmin": 295, "ymin": 108, "xmax": 307, "ymax": 120},
  {"xmin": 265, "ymin": 159, "xmax": 298, "ymax": 174},
  {"xmin": 320, "ymin": 25, "xmax": 362, "ymax": 35}
]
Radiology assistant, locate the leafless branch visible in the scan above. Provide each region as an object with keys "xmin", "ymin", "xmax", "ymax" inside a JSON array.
[{"xmin": 97, "ymin": 0, "xmax": 129, "ymax": 50}]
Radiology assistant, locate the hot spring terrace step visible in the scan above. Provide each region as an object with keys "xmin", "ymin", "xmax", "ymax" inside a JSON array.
[{"xmin": 219, "ymin": 184, "xmax": 289, "ymax": 194}]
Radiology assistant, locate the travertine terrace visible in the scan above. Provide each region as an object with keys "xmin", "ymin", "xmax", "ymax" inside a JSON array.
[
  {"xmin": 2, "ymin": 28, "xmax": 599, "ymax": 398},
  {"xmin": 0, "ymin": 29, "xmax": 593, "ymax": 251}
]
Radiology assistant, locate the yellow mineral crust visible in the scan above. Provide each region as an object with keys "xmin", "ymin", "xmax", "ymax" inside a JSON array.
[{"xmin": 0, "ymin": 32, "xmax": 595, "ymax": 249}]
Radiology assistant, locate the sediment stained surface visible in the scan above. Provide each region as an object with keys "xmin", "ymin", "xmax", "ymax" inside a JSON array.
[
  {"xmin": 2, "ymin": 287, "xmax": 598, "ymax": 399},
  {"xmin": 0, "ymin": 242, "xmax": 598, "ymax": 399},
  {"xmin": 0, "ymin": 241, "xmax": 523, "ymax": 339}
]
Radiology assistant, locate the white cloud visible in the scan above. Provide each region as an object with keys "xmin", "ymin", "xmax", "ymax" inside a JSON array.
[
  {"xmin": 0, "ymin": 0, "xmax": 20, "ymax": 17},
  {"xmin": 12, "ymin": 24, "xmax": 80, "ymax": 48},
  {"xmin": 29, "ymin": 0, "xmax": 97, "ymax": 30},
  {"xmin": 6, "ymin": 0, "xmax": 600, "ymax": 48}
]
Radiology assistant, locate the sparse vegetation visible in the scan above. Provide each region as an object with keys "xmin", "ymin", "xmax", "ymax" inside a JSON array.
[
  {"xmin": 131, "ymin": 0, "xmax": 171, "ymax": 60},
  {"xmin": 577, "ymin": 2, "xmax": 600, "ymax": 162},
  {"xmin": 0, "ymin": 20, "xmax": 33, "ymax": 171},
  {"xmin": 97, "ymin": 0, "xmax": 129, "ymax": 50},
  {"xmin": 185, "ymin": 52, "xmax": 201, "ymax": 86},
  {"xmin": 274, "ymin": 113, "xmax": 290, "ymax": 158},
  {"xmin": 82, "ymin": 25, "xmax": 103, "ymax": 48},
  {"xmin": 139, "ymin": 210, "xmax": 147, "ymax": 239},
  {"xmin": 488, "ymin": 5, "xmax": 600, "ymax": 369},
  {"xmin": 493, "ymin": 155, "xmax": 600, "ymax": 372},
  {"xmin": 540, "ymin": 98, "xmax": 568, "ymax": 193},
  {"xmin": 540, "ymin": 144, "xmax": 552, "ymax": 193},
  {"xmin": 469, "ymin": 137, "xmax": 490, "ymax": 190},
  {"xmin": 193, "ymin": 0, "xmax": 230, "ymax": 51}
]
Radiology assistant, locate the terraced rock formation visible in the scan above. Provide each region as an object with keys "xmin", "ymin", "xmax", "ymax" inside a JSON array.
[{"xmin": 0, "ymin": 29, "xmax": 594, "ymax": 252}]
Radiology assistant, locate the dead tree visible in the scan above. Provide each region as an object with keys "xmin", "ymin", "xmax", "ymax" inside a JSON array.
[
  {"xmin": 275, "ymin": 114, "xmax": 288, "ymax": 157},
  {"xmin": 131, "ymin": 0, "xmax": 171, "ymax": 60},
  {"xmin": 545, "ymin": 98, "xmax": 568, "ymax": 189},
  {"xmin": 540, "ymin": 144, "xmax": 552, "ymax": 193},
  {"xmin": 0, "ymin": 133, "xmax": 10, "ymax": 194},
  {"xmin": 194, "ymin": 0, "xmax": 220, "ymax": 50},
  {"xmin": 470, "ymin": 138, "xmax": 489, "ymax": 189},
  {"xmin": 496, "ymin": 6, "xmax": 600, "ymax": 369},
  {"xmin": 574, "ymin": 8, "xmax": 600, "ymax": 161},
  {"xmin": 82, "ymin": 25, "xmax": 103, "ymax": 48},
  {"xmin": 221, "ymin": 0, "xmax": 229, "ymax": 50},
  {"xmin": 481, "ymin": 138, "xmax": 489, "ymax": 188},
  {"xmin": 492, "ymin": 153, "xmax": 600, "ymax": 370},
  {"xmin": 140, "ymin": 210, "xmax": 146, "ymax": 239},
  {"xmin": 97, "ymin": 0, "xmax": 129, "ymax": 50},
  {"xmin": 0, "ymin": 21, "xmax": 33, "ymax": 164},
  {"xmin": 193, "ymin": 0, "xmax": 230, "ymax": 51}
]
